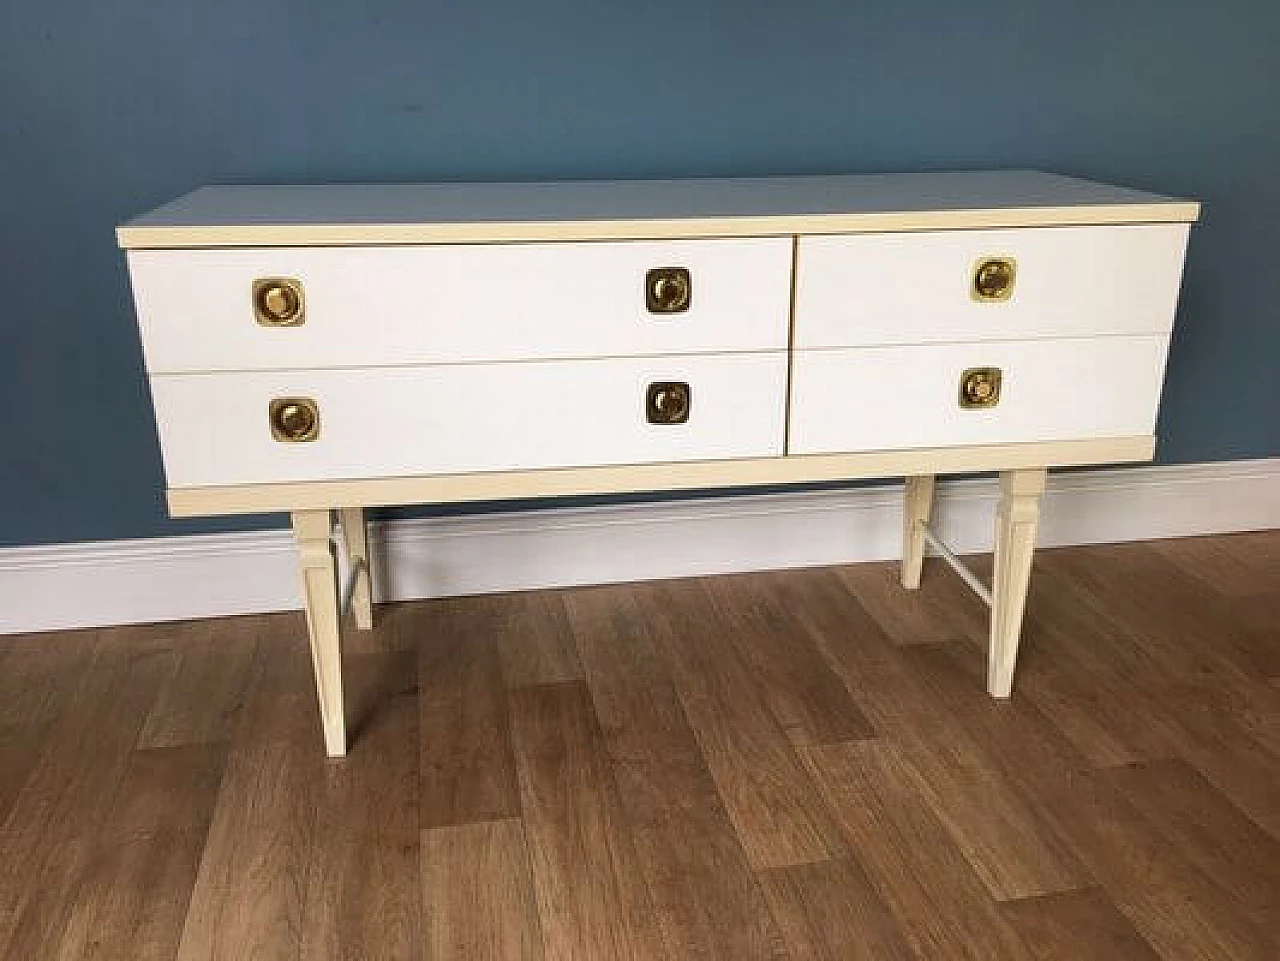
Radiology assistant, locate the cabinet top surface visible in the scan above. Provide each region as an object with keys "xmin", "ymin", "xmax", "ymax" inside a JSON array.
[{"xmin": 118, "ymin": 170, "xmax": 1199, "ymax": 249}]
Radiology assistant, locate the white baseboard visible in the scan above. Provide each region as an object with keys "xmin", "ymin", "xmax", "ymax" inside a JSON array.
[{"xmin": 3, "ymin": 458, "xmax": 1277, "ymax": 635}]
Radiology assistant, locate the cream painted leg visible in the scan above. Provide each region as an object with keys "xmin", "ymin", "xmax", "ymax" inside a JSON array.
[
  {"xmin": 292, "ymin": 509, "xmax": 346, "ymax": 757},
  {"xmin": 901, "ymin": 474, "xmax": 936, "ymax": 589},
  {"xmin": 988, "ymin": 468, "xmax": 1046, "ymax": 698},
  {"xmin": 338, "ymin": 507, "xmax": 374, "ymax": 631}
]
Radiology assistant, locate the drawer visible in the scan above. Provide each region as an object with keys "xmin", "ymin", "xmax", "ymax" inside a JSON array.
[
  {"xmin": 127, "ymin": 238, "xmax": 792, "ymax": 373},
  {"xmin": 150, "ymin": 353, "xmax": 786, "ymax": 487},
  {"xmin": 794, "ymin": 224, "xmax": 1189, "ymax": 347},
  {"xmin": 788, "ymin": 337, "xmax": 1169, "ymax": 455}
]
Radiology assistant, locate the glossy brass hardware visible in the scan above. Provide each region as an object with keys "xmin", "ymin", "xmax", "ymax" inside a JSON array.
[
  {"xmin": 253, "ymin": 278, "xmax": 305, "ymax": 326},
  {"xmin": 959, "ymin": 368, "xmax": 1002, "ymax": 409},
  {"xmin": 646, "ymin": 381, "xmax": 691, "ymax": 424},
  {"xmin": 645, "ymin": 267, "xmax": 692, "ymax": 313},
  {"xmin": 269, "ymin": 397, "xmax": 320, "ymax": 442},
  {"xmin": 971, "ymin": 257, "xmax": 1016, "ymax": 302}
]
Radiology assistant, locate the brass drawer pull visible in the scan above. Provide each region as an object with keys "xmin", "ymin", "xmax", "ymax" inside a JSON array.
[
  {"xmin": 646, "ymin": 382, "xmax": 691, "ymax": 424},
  {"xmin": 959, "ymin": 368, "xmax": 1002, "ymax": 409},
  {"xmin": 645, "ymin": 267, "xmax": 692, "ymax": 313},
  {"xmin": 253, "ymin": 278, "xmax": 305, "ymax": 326},
  {"xmin": 972, "ymin": 257, "xmax": 1016, "ymax": 302},
  {"xmin": 269, "ymin": 397, "xmax": 320, "ymax": 442}
]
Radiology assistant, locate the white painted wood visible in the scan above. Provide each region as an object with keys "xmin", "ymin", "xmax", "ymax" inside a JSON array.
[
  {"xmin": 338, "ymin": 507, "xmax": 373, "ymax": 630},
  {"xmin": 988, "ymin": 469, "xmax": 1046, "ymax": 697},
  {"xmin": 788, "ymin": 336, "xmax": 1169, "ymax": 455},
  {"xmin": 149, "ymin": 353, "xmax": 787, "ymax": 488},
  {"xmin": 166, "ymin": 437, "xmax": 1153, "ymax": 517},
  {"xmin": 291, "ymin": 510, "xmax": 346, "ymax": 757},
  {"xmin": 127, "ymin": 238, "xmax": 791, "ymax": 372},
  {"xmin": 901, "ymin": 475, "xmax": 935, "ymax": 589},
  {"xmin": 116, "ymin": 171, "xmax": 1198, "ymax": 248},
  {"xmin": 795, "ymin": 224, "xmax": 1190, "ymax": 346},
  {"xmin": 4, "ymin": 457, "xmax": 1277, "ymax": 636}
]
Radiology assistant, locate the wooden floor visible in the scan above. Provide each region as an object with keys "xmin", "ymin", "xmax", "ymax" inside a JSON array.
[{"xmin": 0, "ymin": 533, "xmax": 1277, "ymax": 960}]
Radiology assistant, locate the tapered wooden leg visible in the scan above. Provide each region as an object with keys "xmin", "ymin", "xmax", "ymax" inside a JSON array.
[
  {"xmin": 292, "ymin": 509, "xmax": 346, "ymax": 757},
  {"xmin": 988, "ymin": 468, "xmax": 1046, "ymax": 698},
  {"xmin": 338, "ymin": 507, "xmax": 374, "ymax": 631},
  {"xmin": 901, "ymin": 474, "xmax": 936, "ymax": 589}
]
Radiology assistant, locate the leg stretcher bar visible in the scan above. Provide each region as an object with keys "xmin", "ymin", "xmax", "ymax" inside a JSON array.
[
  {"xmin": 900, "ymin": 469, "xmax": 1045, "ymax": 701},
  {"xmin": 918, "ymin": 522, "xmax": 993, "ymax": 608},
  {"xmin": 341, "ymin": 557, "xmax": 368, "ymax": 618}
]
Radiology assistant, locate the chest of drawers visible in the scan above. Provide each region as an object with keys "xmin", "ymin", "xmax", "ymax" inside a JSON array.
[{"xmin": 119, "ymin": 172, "xmax": 1198, "ymax": 756}]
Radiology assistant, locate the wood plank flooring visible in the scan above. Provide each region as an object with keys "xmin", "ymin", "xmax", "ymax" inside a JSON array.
[{"xmin": 1, "ymin": 531, "xmax": 1277, "ymax": 959}]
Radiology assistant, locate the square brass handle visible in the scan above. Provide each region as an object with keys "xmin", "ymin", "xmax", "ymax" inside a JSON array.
[
  {"xmin": 269, "ymin": 397, "xmax": 320, "ymax": 442},
  {"xmin": 253, "ymin": 278, "xmax": 305, "ymax": 326},
  {"xmin": 971, "ymin": 257, "xmax": 1016, "ymax": 302},
  {"xmin": 646, "ymin": 382, "xmax": 691, "ymax": 424},
  {"xmin": 645, "ymin": 267, "xmax": 691, "ymax": 313},
  {"xmin": 959, "ymin": 368, "xmax": 1002, "ymax": 409}
]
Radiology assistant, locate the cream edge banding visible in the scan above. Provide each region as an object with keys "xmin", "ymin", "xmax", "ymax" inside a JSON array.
[
  {"xmin": 165, "ymin": 435, "xmax": 1156, "ymax": 517},
  {"xmin": 117, "ymin": 204, "xmax": 1200, "ymax": 249}
]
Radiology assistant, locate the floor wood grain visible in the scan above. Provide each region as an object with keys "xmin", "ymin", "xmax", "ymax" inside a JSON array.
[
  {"xmin": 301, "ymin": 653, "xmax": 422, "ymax": 961},
  {"xmin": 173, "ymin": 741, "xmax": 319, "ymax": 961},
  {"xmin": 1000, "ymin": 887, "xmax": 1161, "ymax": 961},
  {"xmin": 136, "ymin": 620, "xmax": 257, "ymax": 750},
  {"xmin": 1039, "ymin": 762, "xmax": 1276, "ymax": 960},
  {"xmin": 800, "ymin": 739, "xmax": 1037, "ymax": 961},
  {"xmin": 508, "ymin": 680, "xmax": 663, "ymax": 961},
  {"xmin": 758, "ymin": 856, "xmax": 918, "ymax": 961},
  {"xmin": 418, "ymin": 599, "xmax": 521, "ymax": 830},
  {"xmin": 0, "ymin": 643, "xmax": 178, "ymax": 958},
  {"xmin": 565, "ymin": 586, "xmax": 788, "ymax": 959},
  {"xmin": 701, "ymin": 575, "xmax": 876, "ymax": 747},
  {"xmin": 420, "ymin": 819, "xmax": 543, "ymax": 961},
  {"xmin": 52, "ymin": 744, "xmax": 226, "ymax": 961},
  {"xmin": 0, "ymin": 530, "xmax": 1276, "ymax": 959},
  {"xmin": 642, "ymin": 580, "xmax": 848, "ymax": 870}
]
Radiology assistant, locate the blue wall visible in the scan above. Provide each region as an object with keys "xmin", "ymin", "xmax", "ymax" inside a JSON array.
[{"xmin": 2, "ymin": 1, "xmax": 1277, "ymax": 547}]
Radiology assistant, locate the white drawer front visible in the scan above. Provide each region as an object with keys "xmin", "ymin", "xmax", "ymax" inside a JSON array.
[
  {"xmin": 128, "ymin": 238, "xmax": 791, "ymax": 373},
  {"xmin": 150, "ymin": 353, "xmax": 786, "ymax": 487},
  {"xmin": 794, "ymin": 224, "xmax": 1189, "ymax": 346},
  {"xmin": 788, "ymin": 337, "xmax": 1169, "ymax": 455}
]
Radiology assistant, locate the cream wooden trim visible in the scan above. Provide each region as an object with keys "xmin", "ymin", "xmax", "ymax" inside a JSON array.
[
  {"xmin": 291, "ymin": 509, "xmax": 346, "ymax": 757},
  {"xmin": 988, "ymin": 468, "xmax": 1047, "ymax": 698},
  {"xmin": 337, "ymin": 507, "xmax": 373, "ymax": 631},
  {"xmin": 116, "ymin": 204, "xmax": 1200, "ymax": 249},
  {"xmin": 900, "ymin": 475, "xmax": 935, "ymax": 589},
  {"xmin": 165, "ymin": 436, "xmax": 1155, "ymax": 517}
]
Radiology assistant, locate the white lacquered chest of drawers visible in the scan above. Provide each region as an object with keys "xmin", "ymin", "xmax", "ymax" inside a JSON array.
[{"xmin": 118, "ymin": 171, "xmax": 1199, "ymax": 756}]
